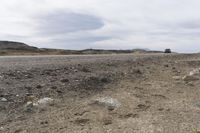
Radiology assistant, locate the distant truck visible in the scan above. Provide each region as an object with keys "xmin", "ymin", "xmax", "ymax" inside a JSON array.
[{"xmin": 164, "ymin": 49, "xmax": 172, "ymax": 53}]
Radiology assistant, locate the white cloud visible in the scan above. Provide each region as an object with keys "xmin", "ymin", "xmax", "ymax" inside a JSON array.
[{"xmin": 1, "ymin": 0, "xmax": 200, "ymax": 52}]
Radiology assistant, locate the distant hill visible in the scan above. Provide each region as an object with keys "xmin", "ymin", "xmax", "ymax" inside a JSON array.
[
  {"xmin": 0, "ymin": 41, "xmax": 39, "ymax": 51},
  {"xmin": 0, "ymin": 41, "xmax": 163, "ymax": 55}
]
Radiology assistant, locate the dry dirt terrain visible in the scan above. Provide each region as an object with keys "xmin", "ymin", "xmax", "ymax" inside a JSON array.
[{"xmin": 0, "ymin": 53, "xmax": 200, "ymax": 133}]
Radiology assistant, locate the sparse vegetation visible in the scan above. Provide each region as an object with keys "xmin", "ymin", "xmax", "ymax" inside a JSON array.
[{"xmin": 194, "ymin": 129, "xmax": 199, "ymax": 133}]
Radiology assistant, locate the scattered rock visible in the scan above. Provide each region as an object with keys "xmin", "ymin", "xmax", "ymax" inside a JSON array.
[
  {"xmin": 172, "ymin": 67, "xmax": 176, "ymax": 70},
  {"xmin": 100, "ymin": 77, "xmax": 110, "ymax": 83},
  {"xmin": 25, "ymin": 95, "xmax": 36, "ymax": 102},
  {"xmin": 61, "ymin": 78, "xmax": 69, "ymax": 83},
  {"xmin": 25, "ymin": 74, "xmax": 33, "ymax": 78},
  {"xmin": 51, "ymin": 86, "xmax": 57, "ymax": 89},
  {"xmin": 43, "ymin": 70, "xmax": 56, "ymax": 76},
  {"xmin": 36, "ymin": 84, "xmax": 43, "ymax": 89},
  {"xmin": 34, "ymin": 97, "xmax": 54, "ymax": 107},
  {"xmin": 187, "ymin": 82, "xmax": 195, "ymax": 86},
  {"xmin": 164, "ymin": 64, "xmax": 169, "ymax": 67},
  {"xmin": 56, "ymin": 90, "xmax": 63, "ymax": 94},
  {"xmin": 102, "ymin": 118, "xmax": 112, "ymax": 125},
  {"xmin": 158, "ymin": 108, "xmax": 164, "ymax": 111},
  {"xmin": 189, "ymin": 68, "xmax": 200, "ymax": 76},
  {"xmin": 136, "ymin": 104, "xmax": 150, "ymax": 111},
  {"xmin": 83, "ymin": 76, "xmax": 111, "ymax": 89},
  {"xmin": 14, "ymin": 129, "xmax": 23, "ymax": 133},
  {"xmin": 81, "ymin": 67, "xmax": 91, "ymax": 73},
  {"xmin": 26, "ymin": 101, "xmax": 33, "ymax": 106},
  {"xmin": 25, "ymin": 86, "xmax": 33, "ymax": 91},
  {"xmin": 119, "ymin": 113, "xmax": 139, "ymax": 119},
  {"xmin": 1, "ymin": 98, "xmax": 7, "ymax": 102},
  {"xmin": 132, "ymin": 69, "xmax": 142, "ymax": 74},
  {"xmin": 182, "ymin": 75, "xmax": 199, "ymax": 82},
  {"xmin": 74, "ymin": 118, "xmax": 90, "ymax": 126},
  {"xmin": 91, "ymin": 97, "xmax": 121, "ymax": 110},
  {"xmin": 25, "ymin": 102, "xmax": 34, "ymax": 112},
  {"xmin": 193, "ymin": 101, "xmax": 200, "ymax": 109},
  {"xmin": 40, "ymin": 121, "xmax": 48, "ymax": 125},
  {"xmin": 152, "ymin": 94, "xmax": 167, "ymax": 99},
  {"xmin": 182, "ymin": 68, "xmax": 200, "ymax": 82},
  {"xmin": 74, "ymin": 110, "xmax": 89, "ymax": 117},
  {"xmin": 177, "ymin": 70, "xmax": 181, "ymax": 73},
  {"xmin": 25, "ymin": 97, "xmax": 55, "ymax": 112},
  {"xmin": 172, "ymin": 76, "xmax": 182, "ymax": 80}
]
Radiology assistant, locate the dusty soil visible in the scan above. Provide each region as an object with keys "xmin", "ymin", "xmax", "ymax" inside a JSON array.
[{"xmin": 0, "ymin": 53, "xmax": 200, "ymax": 133}]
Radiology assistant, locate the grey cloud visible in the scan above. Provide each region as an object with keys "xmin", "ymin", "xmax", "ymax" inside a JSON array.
[
  {"xmin": 30, "ymin": 11, "xmax": 110, "ymax": 49},
  {"xmin": 3, "ymin": 0, "xmax": 200, "ymax": 53},
  {"xmin": 46, "ymin": 35, "xmax": 111, "ymax": 49},
  {"xmin": 137, "ymin": 19, "xmax": 200, "ymax": 39},
  {"xmin": 179, "ymin": 21, "xmax": 200, "ymax": 29},
  {"xmin": 36, "ymin": 11, "xmax": 104, "ymax": 35},
  {"xmin": 159, "ymin": 19, "xmax": 200, "ymax": 31}
]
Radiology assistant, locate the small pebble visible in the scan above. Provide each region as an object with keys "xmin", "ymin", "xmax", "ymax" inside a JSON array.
[{"xmin": 1, "ymin": 98, "xmax": 7, "ymax": 102}]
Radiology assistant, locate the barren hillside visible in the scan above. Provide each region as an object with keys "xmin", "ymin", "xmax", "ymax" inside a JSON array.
[
  {"xmin": 0, "ymin": 41, "xmax": 38, "ymax": 51},
  {"xmin": 0, "ymin": 41, "xmax": 162, "ymax": 55}
]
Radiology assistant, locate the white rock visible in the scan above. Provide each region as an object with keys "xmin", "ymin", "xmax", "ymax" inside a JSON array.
[
  {"xmin": 33, "ymin": 97, "xmax": 54, "ymax": 107},
  {"xmin": 181, "ymin": 68, "xmax": 200, "ymax": 82},
  {"xmin": 25, "ymin": 101, "xmax": 33, "ymax": 108},
  {"xmin": 172, "ymin": 76, "xmax": 182, "ymax": 80},
  {"xmin": 189, "ymin": 68, "xmax": 200, "ymax": 76},
  {"xmin": 1, "ymin": 98, "xmax": 7, "ymax": 102},
  {"xmin": 92, "ymin": 97, "xmax": 121, "ymax": 110},
  {"xmin": 26, "ymin": 101, "xmax": 33, "ymax": 106}
]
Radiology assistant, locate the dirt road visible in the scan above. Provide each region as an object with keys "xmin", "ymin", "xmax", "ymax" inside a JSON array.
[{"xmin": 0, "ymin": 53, "xmax": 200, "ymax": 133}]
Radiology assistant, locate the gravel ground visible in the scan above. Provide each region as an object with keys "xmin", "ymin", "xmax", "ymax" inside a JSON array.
[{"xmin": 0, "ymin": 53, "xmax": 200, "ymax": 133}]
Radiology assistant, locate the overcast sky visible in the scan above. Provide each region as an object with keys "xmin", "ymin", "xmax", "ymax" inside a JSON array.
[{"xmin": 1, "ymin": 0, "xmax": 200, "ymax": 52}]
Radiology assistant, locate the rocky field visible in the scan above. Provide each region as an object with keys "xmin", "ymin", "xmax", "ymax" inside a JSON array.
[{"xmin": 0, "ymin": 53, "xmax": 200, "ymax": 133}]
